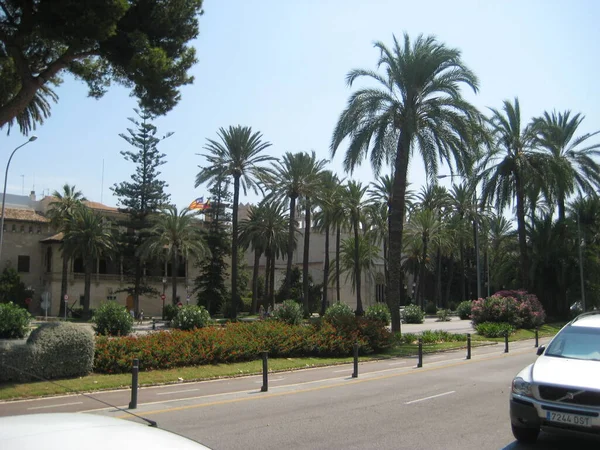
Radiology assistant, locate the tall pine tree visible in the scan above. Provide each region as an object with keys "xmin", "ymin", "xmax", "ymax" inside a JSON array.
[
  {"xmin": 195, "ymin": 177, "xmax": 231, "ymax": 315},
  {"xmin": 112, "ymin": 107, "xmax": 172, "ymax": 315}
]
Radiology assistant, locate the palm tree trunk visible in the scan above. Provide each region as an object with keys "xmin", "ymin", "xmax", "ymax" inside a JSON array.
[
  {"xmin": 59, "ymin": 253, "xmax": 69, "ymax": 317},
  {"xmin": 444, "ymin": 257, "xmax": 454, "ymax": 306},
  {"xmin": 231, "ymin": 174, "xmax": 241, "ymax": 320},
  {"xmin": 459, "ymin": 243, "xmax": 466, "ymax": 301},
  {"xmin": 387, "ymin": 132, "xmax": 410, "ymax": 333},
  {"xmin": 336, "ymin": 223, "xmax": 341, "ymax": 303},
  {"xmin": 171, "ymin": 247, "xmax": 178, "ymax": 305},
  {"xmin": 383, "ymin": 237, "xmax": 389, "ymax": 303},
  {"xmin": 84, "ymin": 258, "xmax": 92, "ymax": 319},
  {"xmin": 270, "ymin": 252, "xmax": 276, "ymax": 309},
  {"xmin": 354, "ymin": 217, "xmax": 363, "ymax": 315},
  {"xmin": 558, "ymin": 193, "xmax": 566, "ymax": 222},
  {"xmin": 264, "ymin": 251, "xmax": 272, "ymax": 308},
  {"xmin": 435, "ymin": 247, "xmax": 442, "ymax": 307},
  {"xmin": 515, "ymin": 173, "xmax": 530, "ymax": 289},
  {"xmin": 302, "ymin": 199, "xmax": 311, "ymax": 317},
  {"xmin": 285, "ymin": 195, "xmax": 297, "ymax": 295},
  {"xmin": 251, "ymin": 248, "xmax": 261, "ymax": 314},
  {"xmin": 321, "ymin": 223, "xmax": 330, "ymax": 316},
  {"xmin": 418, "ymin": 238, "xmax": 428, "ymax": 308}
]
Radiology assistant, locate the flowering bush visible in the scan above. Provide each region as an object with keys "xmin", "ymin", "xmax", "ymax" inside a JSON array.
[
  {"xmin": 365, "ymin": 303, "xmax": 391, "ymax": 325},
  {"xmin": 402, "ymin": 304, "xmax": 425, "ymax": 324},
  {"xmin": 171, "ymin": 305, "xmax": 211, "ymax": 331},
  {"xmin": 94, "ymin": 318, "xmax": 391, "ymax": 374},
  {"xmin": 323, "ymin": 302, "xmax": 355, "ymax": 328},
  {"xmin": 471, "ymin": 291, "xmax": 545, "ymax": 328},
  {"xmin": 456, "ymin": 301, "xmax": 472, "ymax": 320},
  {"xmin": 272, "ymin": 300, "xmax": 303, "ymax": 325}
]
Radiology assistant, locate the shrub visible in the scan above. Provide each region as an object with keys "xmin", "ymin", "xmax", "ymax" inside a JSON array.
[
  {"xmin": 272, "ymin": 300, "xmax": 303, "ymax": 325},
  {"xmin": 93, "ymin": 319, "xmax": 392, "ymax": 374},
  {"xmin": 471, "ymin": 292, "xmax": 546, "ymax": 328},
  {"xmin": 323, "ymin": 302, "xmax": 355, "ymax": 328},
  {"xmin": 1, "ymin": 322, "xmax": 95, "ymax": 382},
  {"xmin": 171, "ymin": 305, "xmax": 211, "ymax": 331},
  {"xmin": 0, "ymin": 302, "xmax": 31, "ymax": 338},
  {"xmin": 396, "ymin": 330, "xmax": 465, "ymax": 345},
  {"xmin": 240, "ymin": 296, "xmax": 252, "ymax": 313},
  {"xmin": 402, "ymin": 304, "xmax": 425, "ymax": 324},
  {"xmin": 92, "ymin": 301, "xmax": 133, "ymax": 336},
  {"xmin": 163, "ymin": 303, "xmax": 178, "ymax": 321},
  {"xmin": 365, "ymin": 303, "xmax": 391, "ymax": 325},
  {"xmin": 448, "ymin": 301, "xmax": 458, "ymax": 312},
  {"xmin": 424, "ymin": 301, "xmax": 437, "ymax": 315},
  {"xmin": 456, "ymin": 300, "xmax": 472, "ymax": 320},
  {"xmin": 436, "ymin": 309, "xmax": 451, "ymax": 322},
  {"xmin": 475, "ymin": 321, "xmax": 515, "ymax": 338}
]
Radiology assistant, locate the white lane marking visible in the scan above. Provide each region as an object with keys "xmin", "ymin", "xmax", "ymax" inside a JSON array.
[
  {"xmin": 405, "ymin": 391, "xmax": 456, "ymax": 405},
  {"xmin": 28, "ymin": 401, "xmax": 83, "ymax": 410},
  {"xmin": 156, "ymin": 389, "xmax": 199, "ymax": 396}
]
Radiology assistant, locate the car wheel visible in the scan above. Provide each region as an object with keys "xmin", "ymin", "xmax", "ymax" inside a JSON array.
[{"xmin": 511, "ymin": 424, "xmax": 539, "ymax": 444}]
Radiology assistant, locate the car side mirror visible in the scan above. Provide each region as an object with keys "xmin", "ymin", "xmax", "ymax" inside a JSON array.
[{"xmin": 536, "ymin": 345, "xmax": 545, "ymax": 356}]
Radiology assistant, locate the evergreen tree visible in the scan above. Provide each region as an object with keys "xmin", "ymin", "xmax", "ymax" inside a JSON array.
[
  {"xmin": 195, "ymin": 177, "xmax": 232, "ymax": 315},
  {"xmin": 111, "ymin": 107, "xmax": 172, "ymax": 315}
]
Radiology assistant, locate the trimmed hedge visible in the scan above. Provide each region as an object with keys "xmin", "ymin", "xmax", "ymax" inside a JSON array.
[
  {"xmin": 94, "ymin": 319, "xmax": 391, "ymax": 374},
  {"xmin": 1, "ymin": 322, "xmax": 94, "ymax": 382}
]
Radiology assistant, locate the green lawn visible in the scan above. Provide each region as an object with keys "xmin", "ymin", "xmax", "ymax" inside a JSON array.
[
  {"xmin": 471, "ymin": 322, "xmax": 564, "ymax": 342},
  {"xmin": 0, "ymin": 341, "xmax": 489, "ymax": 401}
]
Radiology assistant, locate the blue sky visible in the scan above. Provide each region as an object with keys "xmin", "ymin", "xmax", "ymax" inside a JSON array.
[{"xmin": 2, "ymin": 0, "xmax": 599, "ymax": 211}]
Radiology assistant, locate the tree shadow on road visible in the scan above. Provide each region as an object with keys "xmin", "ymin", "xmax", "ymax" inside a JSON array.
[{"xmin": 502, "ymin": 432, "xmax": 599, "ymax": 449}]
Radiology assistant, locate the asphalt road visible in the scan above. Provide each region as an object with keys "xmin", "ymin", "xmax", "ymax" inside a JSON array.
[{"xmin": 2, "ymin": 338, "xmax": 598, "ymax": 449}]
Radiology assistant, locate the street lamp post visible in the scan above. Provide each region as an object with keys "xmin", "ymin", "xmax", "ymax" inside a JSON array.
[
  {"xmin": 437, "ymin": 174, "xmax": 482, "ymax": 299},
  {"xmin": 162, "ymin": 277, "xmax": 167, "ymax": 318},
  {"xmin": 0, "ymin": 136, "xmax": 38, "ymax": 262},
  {"xmin": 577, "ymin": 211, "xmax": 586, "ymax": 312}
]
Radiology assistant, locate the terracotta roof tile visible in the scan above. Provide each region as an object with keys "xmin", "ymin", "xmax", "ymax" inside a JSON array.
[
  {"xmin": 84, "ymin": 201, "xmax": 119, "ymax": 212},
  {"xmin": 0, "ymin": 208, "xmax": 49, "ymax": 223},
  {"xmin": 40, "ymin": 232, "xmax": 64, "ymax": 243}
]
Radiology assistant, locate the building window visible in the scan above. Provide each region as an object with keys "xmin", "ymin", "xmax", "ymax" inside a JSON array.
[
  {"xmin": 17, "ymin": 255, "xmax": 30, "ymax": 273},
  {"xmin": 28, "ymin": 225, "xmax": 33, "ymax": 233},
  {"xmin": 375, "ymin": 284, "xmax": 385, "ymax": 303},
  {"xmin": 20, "ymin": 225, "xmax": 24, "ymax": 233},
  {"xmin": 37, "ymin": 226, "xmax": 42, "ymax": 234},
  {"xmin": 11, "ymin": 224, "xmax": 16, "ymax": 232}
]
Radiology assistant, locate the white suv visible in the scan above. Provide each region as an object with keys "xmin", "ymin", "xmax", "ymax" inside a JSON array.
[{"xmin": 510, "ymin": 312, "xmax": 600, "ymax": 443}]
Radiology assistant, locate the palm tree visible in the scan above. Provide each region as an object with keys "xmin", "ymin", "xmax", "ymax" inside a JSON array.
[
  {"xmin": 139, "ymin": 207, "xmax": 208, "ymax": 305},
  {"xmin": 63, "ymin": 206, "xmax": 114, "ymax": 319},
  {"xmin": 240, "ymin": 201, "xmax": 289, "ymax": 313},
  {"xmin": 263, "ymin": 151, "xmax": 328, "ymax": 312},
  {"xmin": 196, "ymin": 126, "xmax": 273, "ymax": 320},
  {"xmin": 331, "ymin": 33, "xmax": 481, "ymax": 332},
  {"xmin": 314, "ymin": 171, "xmax": 344, "ymax": 315},
  {"xmin": 345, "ymin": 181, "xmax": 368, "ymax": 315},
  {"xmin": 332, "ymin": 234, "xmax": 381, "ymax": 302},
  {"xmin": 5, "ymin": 85, "xmax": 58, "ymax": 136},
  {"xmin": 47, "ymin": 184, "xmax": 87, "ymax": 317},
  {"xmin": 479, "ymin": 98, "xmax": 542, "ymax": 289},
  {"xmin": 532, "ymin": 110, "xmax": 600, "ymax": 221}
]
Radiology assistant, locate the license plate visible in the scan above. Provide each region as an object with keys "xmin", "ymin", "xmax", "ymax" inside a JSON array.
[{"xmin": 546, "ymin": 411, "xmax": 592, "ymax": 427}]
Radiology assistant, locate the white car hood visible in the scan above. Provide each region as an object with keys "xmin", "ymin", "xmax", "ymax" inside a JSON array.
[{"xmin": 532, "ymin": 355, "xmax": 600, "ymax": 390}]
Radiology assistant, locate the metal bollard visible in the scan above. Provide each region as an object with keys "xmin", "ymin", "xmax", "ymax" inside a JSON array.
[
  {"xmin": 260, "ymin": 352, "xmax": 268, "ymax": 392},
  {"xmin": 129, "ymin": 358, "xmax": 139, "ymax": 409},
  {"xmin": 352, "ymin": 343, "xmax": 359, "ymax": 378},
  {"xmin": 535, "ymin": 328, "xmax": 539, "ymax": 348},
  {"xmin": 417, "ymin": 338, "xmax": 423, "ymax": 368},
  {"xmin": 504, "ymin": 332, "xmax": 509, "ymax": 353},
  {"xmin": 466, "ymin": 333, "xmax": 471, "ymax": 360},
  {"xmin": 152, "ymin": 319, "xmax": 156, "ymax": 331}
]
